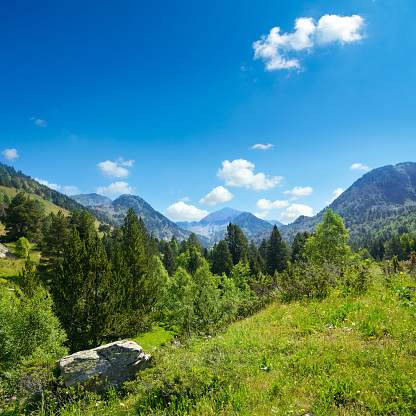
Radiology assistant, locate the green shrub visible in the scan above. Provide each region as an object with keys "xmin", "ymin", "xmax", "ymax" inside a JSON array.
[
  {"xmin": 14, "ymin": 236, "xmax": 30, "ymax": 258},
  {"xmin": 277, "ymin": 262, "xmax": 335, "ymax": 300},
  {"xmin": 0, "ymin": 286, "xmax": 67, "ymax": 403}
]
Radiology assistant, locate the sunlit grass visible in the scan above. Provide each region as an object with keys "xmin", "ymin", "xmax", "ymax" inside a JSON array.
[{"xmin": 0, "ymin": 244, "xmax": 41, "ymax": 285}]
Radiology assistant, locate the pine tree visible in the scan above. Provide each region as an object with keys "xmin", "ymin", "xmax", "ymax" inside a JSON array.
[
  {"xmin": 225, "ymin": 223, "xmax": 248, "ymax": 265},
  {"xmin": 52, "ymin": 227, "xmax": 89, "ymax": 351},
  {"xmin": 163, "ymin": 241, "xmax": 176, "ymax": 276},
  {"xmin": 290, "ymin": 231, "xmax": 309, "ymax": 263},
  {"xmin": 188, "ymin": 233, "xmax": 202, "ymax": 253},
  {"xmin": 75, "ymin": 210, "xmax": 96, "ymax": 241},
  {"xmin": 258, "ymin": 239, "xmax": 268, "ymax": 263},
  {"xmin": 18, "ymin": 256, "xmax": 39, "ymax": 298},
  {"xmin": 116, "ymin": 208, "xmax": 158, "ymax": 334},
  {"xmin": 1, "ymin": 192, "xmax": 45, "ymax": 242},
  {"xmin": 43, "ymin": 210, "xmax": 70, "ymax": 257},
  {"xmin": 266, "ymin": 225, "xmax": 289, "ymax": 275},
  {"xmin": 51, "ymin": 227, "xmax": 112, "ymax": 351},
  {"xmin": 211, "ymin": 240, "xmax": 233, "ymax": 276}
]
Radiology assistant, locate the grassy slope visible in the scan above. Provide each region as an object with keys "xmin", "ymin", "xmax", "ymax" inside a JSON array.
[
  {"xmin": 57, "ymin": 267, "xmax": 416, "ymax": 416},
  {"xmin": 0, "ymin": 243, "xmax": 41, "ymax": 284},
  {"xmin": 0, "ymin": 186, "xmax": 71, "ymax": 216}
]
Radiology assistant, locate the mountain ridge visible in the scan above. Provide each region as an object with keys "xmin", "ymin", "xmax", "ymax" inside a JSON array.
[{"xmin": 277, "ymin": 161, "xmax": 416, "ymax": 245}]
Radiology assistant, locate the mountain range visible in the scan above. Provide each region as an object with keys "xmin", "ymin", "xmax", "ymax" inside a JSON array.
[
  {"xmin": 176, "ymin": 207, "xmax": 282, "ymax": 239},
  {"xmin": 2, "ymin": 161, "xmax": 416, "ymax": 247}
]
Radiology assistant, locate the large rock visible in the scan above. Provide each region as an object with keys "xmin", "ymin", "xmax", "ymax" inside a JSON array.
[
  {"xmin": 55, "ymin": 340, "xmax": 152, "ymax": 392},
  {"xmin": 0, "ymin": 243, "xmax": 15, "ymax": 259}
]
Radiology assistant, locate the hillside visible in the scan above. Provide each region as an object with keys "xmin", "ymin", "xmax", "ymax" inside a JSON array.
[
  {"xmin": 0, "ymin": 185, "xmax": 71, "ymax": 217},
  {"xmin": 278, "ymin": 161, "xmax": 416, "ymax": 245},
  {"xmin": 0, "ymin": 162, "xmax": 116, "ymax": 226},
  {"xmin": 12, "ymin": 265, "xmax": 413, "ymax": 416}
]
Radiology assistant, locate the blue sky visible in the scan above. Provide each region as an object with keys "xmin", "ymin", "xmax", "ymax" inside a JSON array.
[{"xmin": 1, "ymin": 0, "xmax": 415, "ymax": 224}]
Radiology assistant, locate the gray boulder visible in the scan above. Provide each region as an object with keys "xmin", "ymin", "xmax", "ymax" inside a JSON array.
[
  {"xmin": 0, "ymin": 243, "xmax": 15, "ymax": 259},
  {"xmin": 55, "ymin": 340, "xmax": 152, "ymax": 392}
]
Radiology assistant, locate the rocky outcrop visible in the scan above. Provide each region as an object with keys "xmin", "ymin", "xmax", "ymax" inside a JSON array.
[
  {"xmin": 0, "ymin": 243, "xmax": 15, "ymax": 259},
  {"xmin": 55, "ymin": 340, "xmax": 152, "ymax": 392}
]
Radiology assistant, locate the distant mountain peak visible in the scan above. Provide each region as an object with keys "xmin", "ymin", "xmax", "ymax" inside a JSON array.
[
  {"xmin": 72, "ymin": 193, "xmax": 112, "ymax": 207},
  {"xmin": 199, "ymin": 207, "xmax": 243, "ymax": 226}
]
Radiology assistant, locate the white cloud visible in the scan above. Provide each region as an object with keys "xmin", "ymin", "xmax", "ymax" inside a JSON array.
[
  {"xmin": 350, "ymin": 163, "xmax": 370, "ymax": 172},
  {"xmin": 96, "ymin": 181, "xmax": 133, "ymax": 196},
  {"xmin": 316, "ymin": 14, "xmax": 365, "ymax": 45},
  {"xmin": 280, "ymin": 204, "xmax": 313, "ymax": 224},
  {"xmin": 116, "ymin": 157, "xmax": 135, "ymax": 167},
  {"xmin": 34, "ymin": 178, "xmax": 61, "ymax": 191},
  {"xmin": 30, "ymin": 117, "xmax": 47, "ymax": 127},
  {"xmin": 1, "ymin": 148, "xmax": 19, "ymax": 161},
  {"xmin": 62, "ymin": 185, "xmax": 81, "ymax": 196},
  {"xmin": 326, "ymin": 187, "xmax": 344, "ymax": 205},
  {"xmin": 163, "ymin": 201, "xmax": 209, "ymax": 221},
  {"xmin": 180, "ymin": 196, "xmax": 190, "ymax": 202},
  {"xmin": 251, "ymin": 143, "xmax": 274, "ymax": 150},
  {"xmin": 97, "ymin": 160, "xmax": 130, "ymax": 178},
  {"xmin": 199, "ymin": 186, "xmax": 234, "ymax": 206},
  {"xmin": 253, "ymin": 14, "xmax": 364, "ymax": 71},
  {"xmin": 217, "ymin": 159, "xmax": 283, "ymax": 190},
  {"xmin": 254, "ymin": 211, "xmax": 269, "ymax": 220},
  {"xmin": 283, "ymin": 186, "xmax": 313, "ymax": 197},
  {"xmin": 255, "ymin": 198, "xmax": 290, "ymax": 210}
]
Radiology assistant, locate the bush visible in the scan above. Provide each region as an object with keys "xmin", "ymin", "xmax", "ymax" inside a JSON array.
[
  {"xmin": 14, "ymin": 236, "xmax": 30, "ymax": 258},
  {"xmin": 276, "ymin": 262, "xmax": 335, "ymax": 300},
  {"xmin": 0, "ymin": 286, "xmax": 67, "ymax": 403}
]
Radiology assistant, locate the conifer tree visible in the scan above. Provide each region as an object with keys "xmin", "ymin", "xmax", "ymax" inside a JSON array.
[
  {"xmin": 170, "ymin": 235, "xmax": 179, "ymax": 256},
  {"xmin": 211, "ymin": 240, "xmax": 233, "ymax": 276},
  {"xmin": 266, "ymin": 225, "xmax": 289, "ymax": 275},
  {"xmin": 225, "ymin": 223, "xmax": 248, "ymax": 265},
  {"xmin": 188, "ymin": 233, "xmax": 202, "ymax": 252},
  {"xmin": 18, "ymin": 256, "xmax": 39, "ymax": 298},
  {"xmin": 163, "ymin": 241, "xmax": 176, "ymax": 276},
  {"xmin": 43, "ymin": 210, "xmax": 70, "ymax": 257},
  {"xmin": 258, "ymin": 238, "xmax": 268, "ymax": 263},
  {"xmin": 75, "ymin": 210, "xmax": 96, "ymax": 241},
  {"xmin": 117, "ymin": 208, "xmax": 158, "ymax": 334},
  {"xmin": 1, "ymin": 192, "xmax": 45, "ymax": 242},
  {"xmin": 52, "ymin": 227, "xmax": 89, "ymax": 351},
  {"xmin": 52, "ymin": 227, "xmax": 112, "ymax": 351},
  {"xmin": 290, "ymin": 231, "xmax": 309, "ymax": 263}
]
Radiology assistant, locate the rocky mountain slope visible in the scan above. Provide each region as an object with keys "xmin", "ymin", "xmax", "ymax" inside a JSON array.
[{"xmin": 277, "ymin": 161, "xmax": 416, "ymax": 245}]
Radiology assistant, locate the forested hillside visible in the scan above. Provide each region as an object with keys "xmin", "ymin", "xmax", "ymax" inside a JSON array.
[
  {"xmin": 278, "ymin": 162, "xmax": 416, "ymax": 246},
  {"xmin": 0, "ymin": 162, "xmax": 116, "ymax": 226}
]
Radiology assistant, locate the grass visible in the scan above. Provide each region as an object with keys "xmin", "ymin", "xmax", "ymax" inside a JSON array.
[
  {"xmin": 131, "ymin": 327, "xmax": 176, "ymax": 353},
  {"xmin": 40, "ymin": 266, "xmax": 416, "ymax": 416},
  {"xmin": 0, "ymin": 243, "xmax": 41, "ymax": 285}
]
